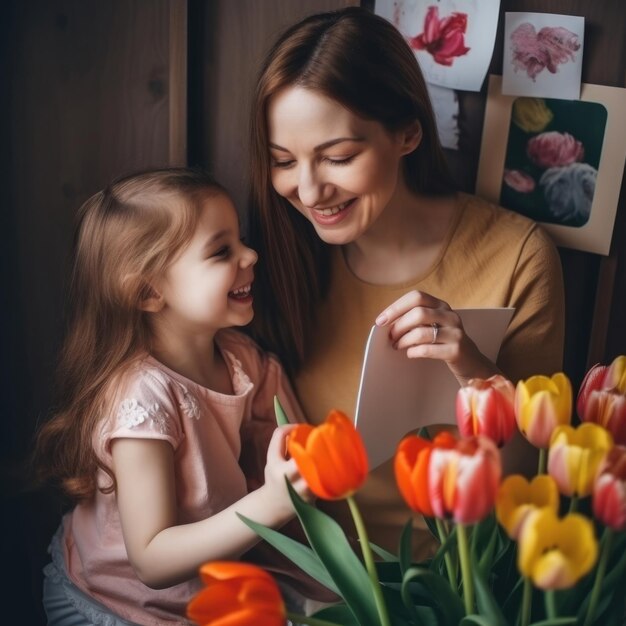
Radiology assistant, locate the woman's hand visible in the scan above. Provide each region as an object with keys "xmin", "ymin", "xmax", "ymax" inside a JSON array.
[
  {"xmin": 263, "ymin": 426, "xmax": 312, "ymax": 510},
  {"xmin": 375, "ymin": 290, "xmax": 500, "ymax": 385}
]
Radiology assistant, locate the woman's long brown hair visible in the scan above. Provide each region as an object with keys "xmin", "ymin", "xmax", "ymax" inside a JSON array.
[
  {"xmin": 248, "ymin": 6, "xmax": 456, "ymax": 374},
  {"xmin": 33, "ymin": 168, "xmax": 224, "ymax": 502}
]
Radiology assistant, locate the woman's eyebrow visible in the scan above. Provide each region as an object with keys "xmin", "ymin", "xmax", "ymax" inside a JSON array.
[{"xmin": 269, "ymin": 137, "xmax": 366, "ymax": 152}]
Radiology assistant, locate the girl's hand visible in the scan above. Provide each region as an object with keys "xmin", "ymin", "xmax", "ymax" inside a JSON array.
[
  {"xmin": 375, "ymin": 290, "xmax": 499, "ymax": 385},
  {"xmin": 263, "ymin": 426, "xmax": 312, "ymax": 510}
]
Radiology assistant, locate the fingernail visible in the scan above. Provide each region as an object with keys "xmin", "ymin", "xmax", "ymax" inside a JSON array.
[{"xmin": 376, "ymin": 313, "xmax": 388, "ymax": 326}]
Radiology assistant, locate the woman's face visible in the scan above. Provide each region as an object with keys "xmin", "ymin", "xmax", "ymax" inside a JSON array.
[{"xmin": 267, "ymin": 86, "xmax": 416, "ymax": 245}]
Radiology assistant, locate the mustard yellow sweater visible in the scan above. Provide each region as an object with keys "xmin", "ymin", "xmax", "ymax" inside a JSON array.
[{"xmin": 294, "ymin": 193, "xmax": 565, "ymax": 559}]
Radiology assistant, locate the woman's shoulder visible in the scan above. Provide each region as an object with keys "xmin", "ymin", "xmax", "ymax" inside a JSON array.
[{"xmin": 456, "ymin": 193, "xmax": 555, "ymax": 250}]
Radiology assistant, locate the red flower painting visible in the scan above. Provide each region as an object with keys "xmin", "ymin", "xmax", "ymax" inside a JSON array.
[{"xmin": 408, "ymin": 6, "xmax": 470, "ymax": 66}]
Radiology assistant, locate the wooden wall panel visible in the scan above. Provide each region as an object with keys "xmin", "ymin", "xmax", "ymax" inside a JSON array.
[{"xmin": 1, "ymin": 2, "xmax": 187, "ymax": 623}]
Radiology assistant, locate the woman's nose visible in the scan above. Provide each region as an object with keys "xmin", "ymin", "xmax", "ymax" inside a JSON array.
[{"xmin": 297, "ymin": 166, "xmax": 327, "ymax": 208}]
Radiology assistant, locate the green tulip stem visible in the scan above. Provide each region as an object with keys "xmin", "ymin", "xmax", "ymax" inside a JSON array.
[
  {"xmin": 456, "ymin": 523, "xmax": 475, "ymax": 615},
  {"xmin": 286, "ymin": 612, "xmax": 342, "ymax": 626},
  {"xmin": 544, "ymin": 590, "xmax": 557, "ymax": 619},
  {"xmin": 435, "ymin": 517, "xmax": 458, "ymax": 591},
  {"xmin": 538, "ymin": 448, "xmax": 547, "ymax": 475},
  {"xmin": 583, "ymin": 527, "xmax": 614, "ymax": 626},
  {"xmin": 521, "ymin": 576, "xmax": 533, "ymax": 626},
  {"xmin": 568, "ymin": 495, "xmax": 579, "ymax": 513},
  {"xmin": 347, "ymin": 496, "xmax": 391, "ymax": 626}
]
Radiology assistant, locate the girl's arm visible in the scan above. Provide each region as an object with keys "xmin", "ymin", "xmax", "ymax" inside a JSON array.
[{"xmin": 111, "ymin": 425, "xmax": 306, "ymax": 589}]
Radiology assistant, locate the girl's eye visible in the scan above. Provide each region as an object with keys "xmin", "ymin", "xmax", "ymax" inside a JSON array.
[{"xmin": 211, "ymin": 246, "xmax": 231, "ymax": 259}]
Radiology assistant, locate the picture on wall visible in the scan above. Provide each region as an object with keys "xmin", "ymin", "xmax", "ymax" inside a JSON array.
[
  {"xmin": 502, "ymin": 12, "xmax": 584, "ymax": 100},
  {"xmin": 375, "ymin": 0, "xmax": 501, "ymax": 92},
  {"xmin": 476, "ymin": 75, "xmax": 626, "ymax": 255}
]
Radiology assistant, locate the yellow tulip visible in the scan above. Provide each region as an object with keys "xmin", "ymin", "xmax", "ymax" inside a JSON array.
[
  {"xmin": 518, "ymin": 508, "xmax": 598, "ymax": 590},
  {"xmin": 515, "ymin": 373, "xmax": 572, "ymax": 449},
  {"xmin": 548, "ymin": 423, "xmax": 613, "ymax": 497},
  {"xmin": 496, "ymin": 474, "xmax": 559, "ymax": 539}
]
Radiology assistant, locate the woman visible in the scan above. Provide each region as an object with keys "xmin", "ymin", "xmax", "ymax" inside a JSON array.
[{"xmin": 248, "ymin": 7, "xmax": 564, "ymax": 558}]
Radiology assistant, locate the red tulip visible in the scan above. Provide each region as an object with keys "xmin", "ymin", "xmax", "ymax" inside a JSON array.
[
  {"xmin": 287, "ymin": 410, "xmax": 368, "ymax": 500},
  {"xmin": 577, "ymin": 356, "xmax": 626, "ymax": 445},
  {"xmin": 187, "ymin": 562, "xmax": 285, "ymax": 626},
  {"xmin": 456, "ymin": 375, "xmax": 516, "ymax": 446},
  {"xmin": 593, "ymin": 445, "xmax": 626, "ymax": 531},
  {"xmin": 428, "ymin": 435, "xmax": 502, "ymax": 524},
  {"xmin": 394, "ymin": 431, "xmax": 457, "ymax": 516}
]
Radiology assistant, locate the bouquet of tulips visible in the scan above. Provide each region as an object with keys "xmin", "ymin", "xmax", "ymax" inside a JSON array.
[{"xmin": 187, "ymin": 356, "xmax": 626, "ymax": 626}]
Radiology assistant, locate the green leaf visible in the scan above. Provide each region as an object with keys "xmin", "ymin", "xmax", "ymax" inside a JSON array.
[
  {"xmin": 369, "ymin": 542, "xmax": 399, "ymax": 563},
  {"xmin": 313, "ymin": 603, "xmax": 360, "ymax": 626},
  {"xmin": 274, "ymin": 395, "xmax": 289, "ymax": 426},
  {"xmin": 472, "ymin": 552, "xmax": 509, "ymax": 626},
  {"xmin": 237, "ymin": 513, "xmax": 339, "ymax": 595},
  {"xmin": 430, "ymin": 524, "xmax": 457, "ymax": 576},
  {"xmin": 460, "ymin": 616, "xmax": 498, "ymax": 626},
  {"xmin": 399, "ymin": 518, "xmax": 413, "ymax": 577},
  {"xmin": 401, "ymin": 566, "xmax": 465, "ymax": 625},
  {"xmin": 286, "ymin": 481, "xmax": 382, "ymax": 626},
  {"xmin": 528, "ymin": 619, "xmax": 577, "ymax": 626},
  {"xmin": 576, "ymin": 531, "xmax": 626, "ymax": 620}
]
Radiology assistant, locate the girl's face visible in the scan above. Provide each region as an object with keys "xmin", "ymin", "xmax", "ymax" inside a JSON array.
[
  {"xmin": 267, "ymin": 86, "xmax": 417, "ymax": 245},
  {"xmin": 155, "ymin": 194, "xmax": 257, "ymax": 334}
]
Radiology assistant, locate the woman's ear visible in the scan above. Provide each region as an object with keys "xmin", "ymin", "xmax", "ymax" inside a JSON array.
[{"xmin": 400, "ymin": 120, "xmax": 423, "ymax": 155}]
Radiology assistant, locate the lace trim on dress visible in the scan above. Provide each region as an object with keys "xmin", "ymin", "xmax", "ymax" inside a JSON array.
[
  {"xmin": 116, "ymin": 398, "xmax": 169, "ymax": 433},
  {"xmin": 178, "ymin": 384, "xmax": 201, "ymax": 420},
  {"xmin": 222, "ymin": 349, "xmax": 253, "ymax": 395}
]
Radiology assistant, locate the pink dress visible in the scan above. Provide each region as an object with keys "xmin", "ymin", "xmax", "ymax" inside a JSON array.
[{"xmin": 61, "ymin": 329, "xmax": 304, "ymax": 625}]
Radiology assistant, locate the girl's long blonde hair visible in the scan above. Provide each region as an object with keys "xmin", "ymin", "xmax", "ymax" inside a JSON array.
[{"xmin": 34, "ymin": 168, "xmax": 224, "ymax": 501}]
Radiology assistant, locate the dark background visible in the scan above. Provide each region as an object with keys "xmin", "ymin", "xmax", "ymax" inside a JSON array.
[{"xmin": 1, "ymin": 1, "xmax": 625, "ymax": 622}]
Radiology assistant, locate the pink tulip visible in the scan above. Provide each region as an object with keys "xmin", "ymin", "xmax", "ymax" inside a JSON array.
[
  {"xmin": 593, "ymin": 446, "xmax": 626, "ymax": 531},
  {"xmin": 527, "ymin": 131, "xmax": 584, "ymax": 169},
  {"xmin": 456, "ymin": 375, "xmax": 516, "ymax": 446},
  {"xmin": 428, "ymin": 435, "xmax": 502, "ymax": 524},
  {"xmin": 578, "ymin": 356, "xmax": 626, "ymax": 445},
  {"xmin": 409, "ymin": 6, "xmax": 470, "ymax": 67}
]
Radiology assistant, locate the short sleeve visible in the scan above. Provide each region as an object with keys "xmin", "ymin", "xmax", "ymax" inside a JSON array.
[{"xmin": 104, "ymin": 366, "xmax": 185, "ymax": 453}]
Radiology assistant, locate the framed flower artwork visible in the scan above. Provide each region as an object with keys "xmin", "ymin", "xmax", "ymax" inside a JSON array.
[{"xmin": 476, "ymin": 75, "xmax": 626, "ymax": 255}]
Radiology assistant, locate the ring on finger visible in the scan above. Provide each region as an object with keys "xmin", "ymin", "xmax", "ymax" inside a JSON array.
[{"xmin": 431, "ymin": 322, "xmax": 440, "ymax": 344}]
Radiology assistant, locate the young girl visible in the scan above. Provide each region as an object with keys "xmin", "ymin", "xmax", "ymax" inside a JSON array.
[{"xmin": 36, "ymin": 168, "xmax": 310, "ymax": 625}]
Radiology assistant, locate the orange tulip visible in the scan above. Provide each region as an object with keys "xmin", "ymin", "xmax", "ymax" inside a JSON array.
[
  {"xmin": 394, "ymin": 431, "xmax": 457, "ymax": 516},
  {"xmin": 287, "ymin": 409, "xmax": 368, "ymax": 500},
  {"xmin": 187, "ymin": 562, "xmax": 285, "ymax": 626}
]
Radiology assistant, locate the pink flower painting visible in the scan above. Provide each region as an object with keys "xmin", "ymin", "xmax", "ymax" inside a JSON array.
[
  {"xmin": 526, "ymin": 131, "xmax": 584, "ymax": 169},
  {"xmin": 503, "ymin": 169, "xmax": 536, "ymax": 194},
  {"xmin": 510, "ymin": 23, "xmax": 581, "ymax": 81},
  {"xmin": 408, "ymin": 6, "xmax": 470, "ymax": 66}
]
